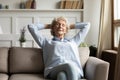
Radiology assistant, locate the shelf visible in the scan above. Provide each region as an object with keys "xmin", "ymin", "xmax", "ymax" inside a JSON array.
[{"xmin": 0, "ymin": 9, "xmax": 84, "ymax": 12}]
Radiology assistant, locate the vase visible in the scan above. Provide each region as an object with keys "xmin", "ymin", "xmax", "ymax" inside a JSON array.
[
  {"xmin": 20, "ymin": 2, "xmax": 25, "ymax": 9},
  {"xmin": 0, "ymin": 4, "xmax": 2, "ymax": 9},
  {"xmin": 20, "ymin": 42, "xmax": 26, "ymax": 47}
]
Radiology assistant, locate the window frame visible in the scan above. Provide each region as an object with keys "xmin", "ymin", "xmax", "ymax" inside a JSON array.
[{"xmin": 112, "ymin": 0, "xmax": 120, "ymax": 50}]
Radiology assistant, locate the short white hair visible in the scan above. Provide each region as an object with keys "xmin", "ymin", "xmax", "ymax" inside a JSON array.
[
  {"xmin": 53, "ymin": 16, "xmax": 69, "ymax": 28},
  {"xmin": 50, "ymin": 16, "xmax": 69, "ymax": 36}
]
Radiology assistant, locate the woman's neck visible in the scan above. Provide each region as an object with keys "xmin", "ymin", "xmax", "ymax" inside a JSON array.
[{"xmin": 55, "ymin": 35, "xmax": 64, "ymax": 40}]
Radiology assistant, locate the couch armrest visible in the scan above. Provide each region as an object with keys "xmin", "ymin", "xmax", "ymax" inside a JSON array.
[{"xmin": 84, "ymin": 57, "xmax": 109, "ymax": 80}]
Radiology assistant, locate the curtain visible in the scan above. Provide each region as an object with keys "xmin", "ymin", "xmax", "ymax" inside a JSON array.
[{"xmin": 97, "ymin": 0, "xmax": 112, "ymax": 58}]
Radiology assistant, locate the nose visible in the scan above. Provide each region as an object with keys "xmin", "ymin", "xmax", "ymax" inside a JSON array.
[{"xmin": 59, "ymin": 24, "xmax": 62, "ymax": 28}]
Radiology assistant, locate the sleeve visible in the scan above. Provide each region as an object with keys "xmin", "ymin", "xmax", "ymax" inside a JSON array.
[
  {"xmin": 28, "ymin": 23, "xmax": 46, "ymax": 48},
  {"xmin": 71, "ymin": 22, "xmax": 90, "ymax": 46}
]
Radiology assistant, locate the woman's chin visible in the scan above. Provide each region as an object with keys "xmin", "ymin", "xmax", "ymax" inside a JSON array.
[{"xmin": 58, "ymin": 32, "xmax": 64, "ymax": 35}]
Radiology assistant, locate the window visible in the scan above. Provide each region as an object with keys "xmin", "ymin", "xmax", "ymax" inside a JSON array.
[{"xmin": 112, "ymin": 0, "xmax": 120, "ymax": 49}]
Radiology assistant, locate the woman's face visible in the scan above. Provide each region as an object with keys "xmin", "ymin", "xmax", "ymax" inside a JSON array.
[{"xmin": 53, "ymin": 20, "xmax": 67, "ymax": 38}]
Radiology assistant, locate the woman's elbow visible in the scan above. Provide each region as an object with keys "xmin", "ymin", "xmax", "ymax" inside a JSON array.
[{"xmin": 86, "ymin": 22, "xmax": 90, "ymax": 30}]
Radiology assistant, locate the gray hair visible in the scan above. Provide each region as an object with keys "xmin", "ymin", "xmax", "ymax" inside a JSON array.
[{"xmin": 50, "ymin": 16, "xmax": 69, "ymax": 36}]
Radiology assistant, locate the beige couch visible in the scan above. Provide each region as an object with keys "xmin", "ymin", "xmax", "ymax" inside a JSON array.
[{"xmin": 0, "ymin": 47, "xmax": 109, "ymax": 80}]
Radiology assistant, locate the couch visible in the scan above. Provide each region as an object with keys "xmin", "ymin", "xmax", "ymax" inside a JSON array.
[{"xmin": 0, "ymin": 47, "xmax": 109, "ymax": 80}]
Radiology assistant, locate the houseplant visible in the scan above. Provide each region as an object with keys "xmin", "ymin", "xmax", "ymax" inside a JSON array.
[{"xmin": 19, "ymin": 27, "xmax": 26, "ymax": 47}]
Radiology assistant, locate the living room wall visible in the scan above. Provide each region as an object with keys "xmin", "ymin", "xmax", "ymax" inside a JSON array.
[{"xmin": 0, "ymin": 0, "xmax": 101, "ymax": 47}]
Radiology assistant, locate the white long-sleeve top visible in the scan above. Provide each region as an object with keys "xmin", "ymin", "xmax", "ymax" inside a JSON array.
[{"xmin": 28, "ymin": 22, "xmax": 90, "ymax": 78}]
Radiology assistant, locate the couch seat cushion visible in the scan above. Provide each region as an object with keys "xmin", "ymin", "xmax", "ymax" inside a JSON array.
[
  {"xmin": 9, "ymin": 74, "xmax": 50, "ymax": 80},
  {"xmin": 9, "ymin": 47, "xmax": 44, "ymax": 73},
  {"xmin": 0, "ymin": 73, "xmax": 9, "ymax": 80},
  {"xmin": 0, "ymin": 47, "xmax": 9, "ymax": 73},
  {"xmin": 9, "ymin": 74, "xmax": 86, "ymax": 80}
]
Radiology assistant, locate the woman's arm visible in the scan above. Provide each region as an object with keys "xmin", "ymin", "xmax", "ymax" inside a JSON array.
[
  {"xmin": 28, "ymin": 23, "xmax": 48, "ymax": 48},
  {"xmin": 71, "ymin": 22, "xmax": 90, "ymax": 46}
]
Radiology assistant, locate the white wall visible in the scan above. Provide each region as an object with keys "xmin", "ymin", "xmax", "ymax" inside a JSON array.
[
  {"xmin": 0, "ymin": 0, "xmax": 101, "ymax": 47},
  {"xmin": 84, "ymin": 0, "xmax": 101, "ymax": 47}
]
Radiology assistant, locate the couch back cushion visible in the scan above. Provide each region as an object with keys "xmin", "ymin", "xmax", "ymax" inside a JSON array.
[
  {"xmin": 78, "ymin": 47, "xmax": 90, "ymax": 68},
  {"xmin": 0, "ymin": 47, "xmax": 9, "ymax": 73},
  {"xmin": 9, "ymin": 47, "xmax": 44, "ymax": 73}
]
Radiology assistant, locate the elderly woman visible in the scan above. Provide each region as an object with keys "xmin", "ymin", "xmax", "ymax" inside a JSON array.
[{"xmin": 28, "ymin": 16, "xmax": 90, "ymax": 80}]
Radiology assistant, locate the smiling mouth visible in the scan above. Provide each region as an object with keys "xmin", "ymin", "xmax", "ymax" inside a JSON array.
[
  {"xmin": 58, "ymin": 29, "xmax": 63, "ymax": 31},
  {"xmin": 58, "ymin": 28, "xmax": 63, "ymax": 31}
]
